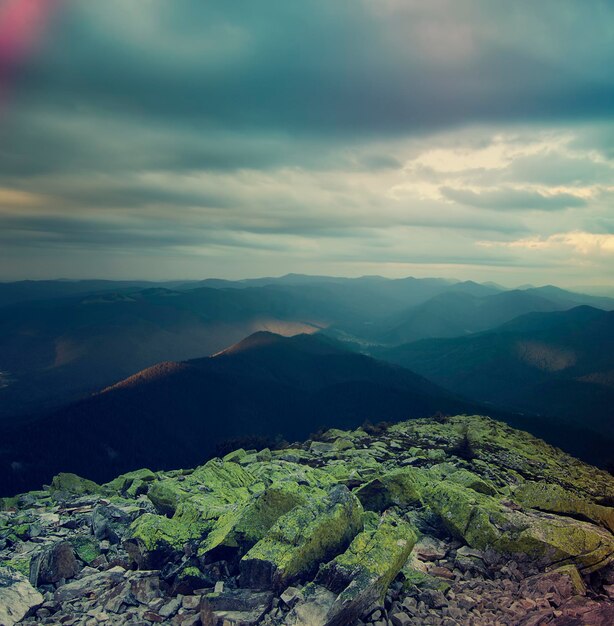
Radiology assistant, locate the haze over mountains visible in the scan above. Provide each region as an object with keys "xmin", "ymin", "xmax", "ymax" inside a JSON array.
[
  {"xmin": 0, "ymin": 274, "xmax": 613, "ymax": 495},
  {"xmin": 1, "ymin": 275, "xmax": 612, "ymax": 418},
  {"xmin": 375, "ymin": 305, "xmax": 614, "ymax": 437}
]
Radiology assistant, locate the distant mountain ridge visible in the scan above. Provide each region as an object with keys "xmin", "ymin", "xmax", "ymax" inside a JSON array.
[
  {"xmin": 0, "ymin": 332, "xmax": 479, "ymax": 495},
  {"xmin": 375, "ymin": 306, "xmax": 614, "ymax": 438}
]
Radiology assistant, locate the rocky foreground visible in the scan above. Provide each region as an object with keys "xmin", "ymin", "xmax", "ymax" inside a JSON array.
[{"xmin": 2, "ymin": 415, "xmax": 614, "ymax": 626}]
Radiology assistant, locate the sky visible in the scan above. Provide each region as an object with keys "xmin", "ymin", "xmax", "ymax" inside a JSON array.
[{"xmin": 0, "ymin": 0, "xmax": 613, "ymax": 288}]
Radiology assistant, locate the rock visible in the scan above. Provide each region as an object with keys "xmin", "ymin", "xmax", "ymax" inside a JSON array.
[
  {"xmin": 49, "ymin": 473, "xmax": 101, "ymax": 497},
  {"xmin": 281, "ymin": 585, "xmax": 302, "ymax": 608},
  {"xmin": 159, "ymin": 597, "xmax": 181, "ymax": 617},
  {"xmin": 390, "ymin": 612, "xmax": 412, "ymax": 626},
  {"xmin": 222, "ymin": 448, "xmax": 247, "ymax": 463},
  {"xmin": 0, "ymin": 567, "xmax": 44, "ymax": 626},
  {"xmin": 54, "ymin": 567, "xmax": 126, "ymax": 602},
  {"xmin": 316, "ymin": 512, "xmax": 417, "ymax": 625},
  {"xmin": 454, "ymin": 546, "xmax": 489, "ymax": 575},
  {"xmin": 240, "ymin": 485, "xmax": 363, "ymax": 590},
  {"xmin": 555, "ymin": 595, "xmax": 614, "ymax": 626},
  {"xmin": 198, "ymin": 483, "xmax": 312, "ymax": 558},
  {"xmin": 354, "ymin": 468, "xmax": 422, "ymax": 512},
  {"xmin": 182, "ymin": 594, "xmax": 201, "ymax": 610},
  {"xmin": 200, "ymin": 588, "xmax": 273, "ymax": 626},
  {"xmin": 413, "ymin": 536, "xmax": 447, "ymax": 561},
  {"xmin": 29, "ymin": 540, "xmax": 80, "ymax": 585},
  {"xmin": 521, "ymin": 564, "xmax": 586, "ymax": 599},
  {"xmin": 423, "ymin": 480, "xmax": 614, "ymax": 573},
  {"xmin": 310, "ymin": 441, "xmax": 335, "ymax": 455},
  {"xmin": 515, "ymin": 481, "xmax": 614, "ymax": 533},
  {"xmin": 70, "ymin": 535, "xmax": 101, "ymax": 565},
  {"xmin": 92, "ymin": 503, "xmax": 139, "ymax": 544},
  {"xmin": 126, "ymin": 458, "xmax": 260, "ymax": 566},
  {"xmin": 426, "ymin": 565, "xmax": 455, "ymax": 580},
  {"xmin": 102, "ymin": 469, "xmax": 156, "ymax": 497},
  {"xmin": 283, "ymin": 584, "xmax": 337, "ymax": 626},
  {"xmin": 128, "ymin": 571, "xmax": 161, "ymax": 604}
]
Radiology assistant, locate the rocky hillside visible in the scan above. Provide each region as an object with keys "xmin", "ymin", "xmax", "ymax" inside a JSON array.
[{"xmin": 1, "ymin": 415, "xmax": 614, "ymax": 625}]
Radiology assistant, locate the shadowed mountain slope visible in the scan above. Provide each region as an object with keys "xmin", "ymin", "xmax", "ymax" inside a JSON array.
[
  {"xmin": 0, "ymin": 332, "xmax": 479, "ymax": 495},
  {"xmin": 375, "ymin": 306, "xmax": 614, "ymax": 437}
]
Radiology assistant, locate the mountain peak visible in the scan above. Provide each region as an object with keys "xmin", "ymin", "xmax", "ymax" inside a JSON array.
[{"xmin": 215, "ymin": 331, "xmax": 288, "ymax": 355}]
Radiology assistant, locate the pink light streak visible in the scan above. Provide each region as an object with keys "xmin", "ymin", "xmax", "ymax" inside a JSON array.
[{"xmin": 0, "ymin": 0, "xmax": 59, "ymax": 111}]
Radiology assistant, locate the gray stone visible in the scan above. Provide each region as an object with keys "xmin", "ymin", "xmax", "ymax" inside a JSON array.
[
  {"xmin": 281, "ymin": 585, "xmax": 302, "ymax": 608},
  {"xmin": 29, "ymin": 541, "xmax": 80, "ymax": 585},
  {"xmin": 284, "ymin": 584, "xmax": 337, "ymax": 626},
  {"xmin": 390, "ymin": 612, "xmax": 412, "ymax": 626},
  {"xmin": 0, "ymin": 567, "xmax": 44, "ymax": 626}
]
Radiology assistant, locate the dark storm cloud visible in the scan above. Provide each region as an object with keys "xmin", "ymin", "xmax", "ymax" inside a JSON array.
[
  {"xmin": 0, "ymin": 0, "xmax": 612, "ymax": 283},
  {"xmin": 4, "ymin": 0, "xmax": 614, "ymax": 176}
]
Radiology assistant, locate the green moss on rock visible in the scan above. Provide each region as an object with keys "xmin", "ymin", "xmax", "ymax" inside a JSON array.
[
  {"xmin": 354, "ymin": 468, "xmax": 423, "ymax": 511},
  {"xmin": 49, "ymin": 473, "xmax": 101, "ymax": 496},
  {"xmin": 515, "ymin": 481, "xmax": 614, "ymax": 533},
  {"xmin": 70, "ymin": 536, "xmax": 100, "ymax": 565},
  {"xmin": 240, "ymin": 485, "xmax": 364, "ymax": 590}
]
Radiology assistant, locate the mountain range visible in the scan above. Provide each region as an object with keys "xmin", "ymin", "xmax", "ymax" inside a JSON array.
[
  {"xmin": 1, "ymin": 275, "xmax": 612, "ymax": 420},
  {"xmin": 375, "ymin": 306, "xmax": 614, "ymax": 438},
  {"xmin": 0, "ymin": 275, "xmax": 613, "ymax": 496}
]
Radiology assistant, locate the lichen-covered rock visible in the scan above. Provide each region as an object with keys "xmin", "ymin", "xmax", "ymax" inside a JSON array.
[
  {"xmin": 515, "ymin": 480, "xmax": 614, "ymax": 533},
  {"xmin": 240, "ymin": 485, "xmax": 363, "ymax": 590},
  {"xmin": 3, "ymin": 413, "xmax": 614, "ymax": 625},
  {"xmin": 423, "ymin": 480, "xmax": 614, "ymax": 573},
  {"xmin": 49, "ymin": 472, "xmax": 101, "ymax": 497},
  {"xmin": 0, "ymin": 567, "xmax": 43, "ymax": 626},
  {"xmin": 316, "ymin": 511, "xmax": 418, "ymax": 625},
  {"xmin": 70, "ymin": 535, "xmax": 101, "ymax": 565},
  {"xmin": 103, "ymin": 468, "xmax": 156, "ymax": 497},
  {"xmin": 92, "ymin": 502, "xmax": 143, "ymax": 544},
  {"xmin": 498, "ymin": 512, "xmax": 614, "ymax": 574},
  {"xmin": 198, "ymin": 483, "xmax": 314, "ymax": 558},
  {"xmin": 354, "ymin": 468, "xmax": 423, "ymax": 511}
]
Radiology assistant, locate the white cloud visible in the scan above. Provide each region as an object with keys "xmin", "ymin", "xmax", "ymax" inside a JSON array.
[{"xmin": 479, "ymin": 231, "xmax": 614, "ymax": 256}]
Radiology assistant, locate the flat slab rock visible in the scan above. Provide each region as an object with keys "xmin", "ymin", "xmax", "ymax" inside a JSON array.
[
  {"xmin": 0, "ymin": 567, "xmax": 43, "ymax": 626},
  {"xmin": 200, "ymin": 588, "xmax": 274, "ymax": 626}
]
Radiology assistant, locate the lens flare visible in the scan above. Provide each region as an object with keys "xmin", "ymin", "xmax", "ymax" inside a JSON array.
[{"xmin": 0, "ymin": 0, "xmax": 59, "ymax": 110}]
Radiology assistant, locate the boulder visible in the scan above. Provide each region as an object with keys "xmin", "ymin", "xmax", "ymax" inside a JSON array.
[
  {"xmin": 413, "ymin": 535, "xmax": 447, "ymax": 561},
  {"xmin": 515, "ymin": 480, "xmax": 614, "ymax": 533},
  {"xmin": 200, "ymin": 589, "xmax": 273, "ymax": 626},
  {"xmin": 49, "ymin": 472, "xmax": 101, "ymax": 496},
  {"xmin": 423, "ymin": 481, "xmax": 614, "ymax": 573},
  {"xmin": 283, "ymin": 585, "xmax": 337, "ymax": 626},
  {"xmin": 354, "ymin": 468, "xmax": 422, "ymax": 511},
  {"xmin": 92, "ymin": 502, "xmax": 141, "ymax": 543},
  {"xmin": 103, "ymin": 468, "xmax": 156, "ymax": 497},
  {"xmin": 54, "ymin": 567, "xmax": 126, "ymax": 603},
  {"xmin": 70, "ymin": 534, "xmax": 101, "ymax": 565},
  {"xmin": 240, "ymin": 485, "xmax": 363, "ymax": 590},
  {"xmin": 521, "ymin": 564, "xmax": 586, "ymax": 600},
  {"xmin": 198, "ymin": 483, "xmax": 312, "ymax": 558},
  {"xmin": 29, "ymin": 540, "xmax": 80, "ymax": 585},
  {"xmin": 0, "ymin": 567, "xmax": 43, "ymax": 626},
  {"xmin": 124, "ymin": 513, "xmax": 197, "ymax": 569},
  {"xmin": 316, "ymin": 511, "xmax": 418, "ymax": 625}
]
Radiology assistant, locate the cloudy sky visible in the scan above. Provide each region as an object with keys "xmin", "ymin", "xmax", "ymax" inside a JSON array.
[{"xmin": 0, "ymin": 0, "xmax": 613, "ymax": 287}]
